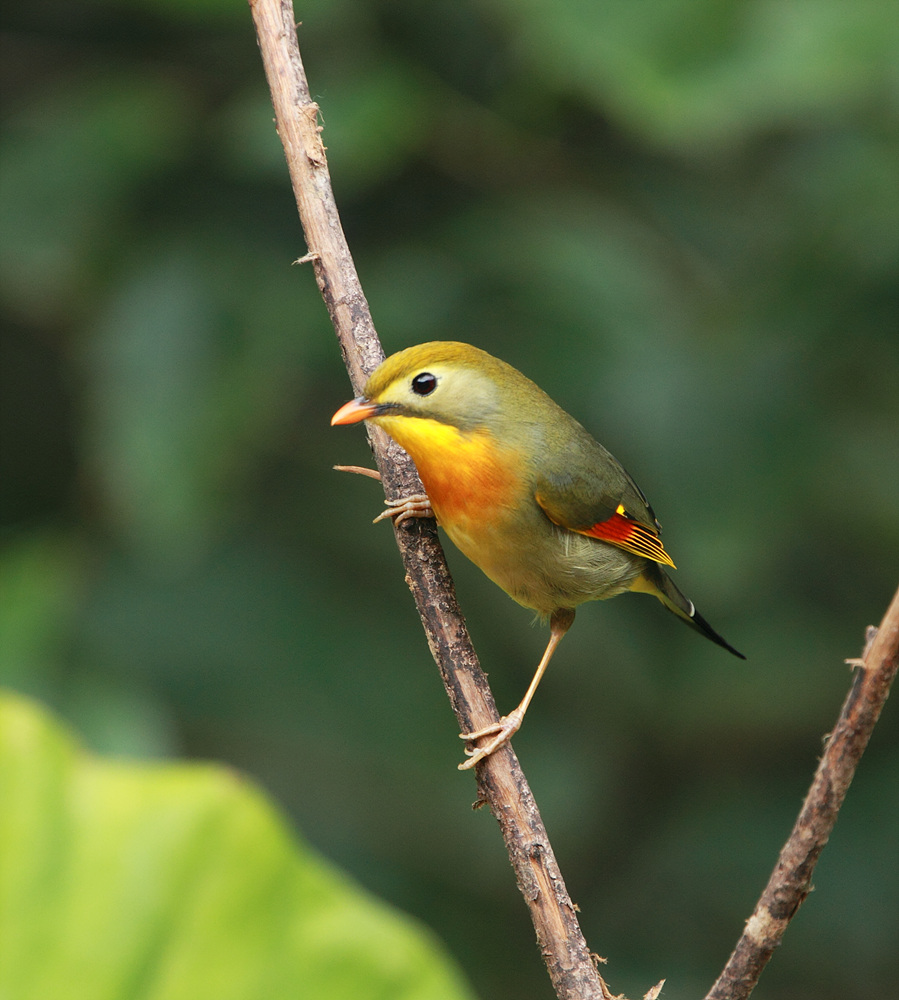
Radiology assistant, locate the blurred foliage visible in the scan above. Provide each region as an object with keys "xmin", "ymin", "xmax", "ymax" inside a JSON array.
[
  {"xmin": 1, "ymin": 1, "xmax": 897, "ymax": 998},
  {"xmin": 0, "ymin": 692, "xmax": 475, "ymax": 1000}
]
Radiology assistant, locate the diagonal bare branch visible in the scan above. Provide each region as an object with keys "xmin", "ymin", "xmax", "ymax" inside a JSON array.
[
  {"xmin": 249, "ymin": 2, "xmax": 619, "ymax": 996},
  {"xmin": 705, "ymin": 584, "xmax": 899, "ymax": 1000},
  {"xmin": 250, "ymin": 7, "xmax": 898, "ymax": 998}
]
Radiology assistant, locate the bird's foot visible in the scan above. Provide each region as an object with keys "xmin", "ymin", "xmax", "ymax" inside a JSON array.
[
  {"xmin": 334, "ymin": 467, "xmax": 432, "ymax": 524},
  {"xmin": 372, "ymin": 494, "xmax": 433, "ymax": 526},
  {"xmin": 333, "ymin": 464, "xmax": 382, "ymax": 481},
  {"xmin": 457, "ymin": 709, "xmax": 524, "ymax": 770}
]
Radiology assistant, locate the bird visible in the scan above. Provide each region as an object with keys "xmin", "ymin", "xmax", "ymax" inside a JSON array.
[{"xmin": 331, "ymin": 341, "xmax": 744, "ymax": 769}]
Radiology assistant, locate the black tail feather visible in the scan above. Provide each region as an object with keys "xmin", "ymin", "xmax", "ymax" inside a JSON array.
[
  {"xmin": 686, "ymin": 605, "xmax": 746, "ymax": 659},
  {"xmin": 636, "ymin": 563, "xmax": 745, "ymax": 659}
]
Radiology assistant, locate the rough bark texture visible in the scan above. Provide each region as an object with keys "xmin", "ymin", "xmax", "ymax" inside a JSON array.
[
  {"xmin": 249, "ymin": 2, "xmax": 613, "ymax": 996},
  {"xmin": 250, "ymin": 5, "xmax": 898, "ymax": 997},
  {"xmin": 705, "ymin": 586, "xmax": 899, "ymax": 1000}
]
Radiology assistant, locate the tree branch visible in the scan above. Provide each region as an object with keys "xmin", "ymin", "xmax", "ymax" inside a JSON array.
[
  {"xmin": 705, "ymin": 584, "xmax": 899, "ymax": 1000},
  {"xmin": 251, "ymin": 6, "xmax": 897, "ymax": 998},
  {"xmin": 249, "ymin": 2, "xmax": 618, "ymax": 997}
]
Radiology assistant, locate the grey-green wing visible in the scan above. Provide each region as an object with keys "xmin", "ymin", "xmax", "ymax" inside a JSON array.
[{"xmin": 533, "ymin": 419, "xmax": 661, "ymax": 533}]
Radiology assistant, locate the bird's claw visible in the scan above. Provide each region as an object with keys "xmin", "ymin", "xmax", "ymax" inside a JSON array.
[
  {"xmin": 373, "ymin": 494, "xmax": 433, "ymax": 526},
  {"xmin": 333, "ymin": 464, "xmax": 382, "ymax": 481},
  {"xmin": 333, "ymin": 467, "xmax": 433, "ymax": 526},
  {"xmin": 457, "ymin": 710, "xmax": 524, "ymax": 770}
]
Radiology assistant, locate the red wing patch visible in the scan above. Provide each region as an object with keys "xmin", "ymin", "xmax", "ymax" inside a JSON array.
[{"xmin": 578, "ymin": 510, "xmax": 676, "ymax": 568}]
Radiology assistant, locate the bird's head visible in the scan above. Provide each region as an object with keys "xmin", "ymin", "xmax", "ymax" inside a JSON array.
[{"xmin": 331, "ymin": 342, "xmax": 515, "ymax": 433}]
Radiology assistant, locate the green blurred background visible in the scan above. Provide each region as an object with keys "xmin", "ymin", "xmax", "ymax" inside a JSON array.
[{"xmin": 1, "ymin": 1, "xmax": 897, "ymax": 997}]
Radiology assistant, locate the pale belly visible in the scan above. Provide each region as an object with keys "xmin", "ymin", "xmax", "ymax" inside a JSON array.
[{"xmin": 437, "ymin": 502, "xmax": 643, "ymax": 618}]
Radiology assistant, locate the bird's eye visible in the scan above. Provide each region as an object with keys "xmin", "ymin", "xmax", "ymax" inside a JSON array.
[{"xmin": 411, "ymin": 372, "xmax": 438, "ymax": 396}]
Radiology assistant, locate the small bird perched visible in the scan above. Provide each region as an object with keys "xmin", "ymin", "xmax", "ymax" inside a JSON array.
[{"xmin": 332, "ymin": 342, "xmax": 744, "ymax": 769}]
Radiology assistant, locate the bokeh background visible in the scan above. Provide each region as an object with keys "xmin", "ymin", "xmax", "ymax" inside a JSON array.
[{"xmin": 2, "ymin": 1, "xmax": 897, "ymax": 997}]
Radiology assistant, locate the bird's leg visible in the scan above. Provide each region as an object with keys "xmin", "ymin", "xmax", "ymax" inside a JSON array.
[
  {"xmin": 458, "ymin": 608, "xmax": 575, "ymax": 770},
  {"xmin": 334, "ymin": 465, "xmax": 434, "ymax": 526}
]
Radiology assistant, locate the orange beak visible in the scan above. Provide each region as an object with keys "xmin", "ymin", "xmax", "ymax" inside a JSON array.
[{"xmin": 330, "ymin": 397, "xmax": 381, "ymax": 426}]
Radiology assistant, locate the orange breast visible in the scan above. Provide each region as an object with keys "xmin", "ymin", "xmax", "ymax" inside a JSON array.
[{"xmin": 375, "ymin": 415, "xmax": 523, "ymax": 533}]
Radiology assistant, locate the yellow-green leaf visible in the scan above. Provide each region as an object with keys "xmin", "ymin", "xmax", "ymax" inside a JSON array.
[{"xmin": 0, "ymin": 692, "xmax": 476, "ymax": 1000}]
